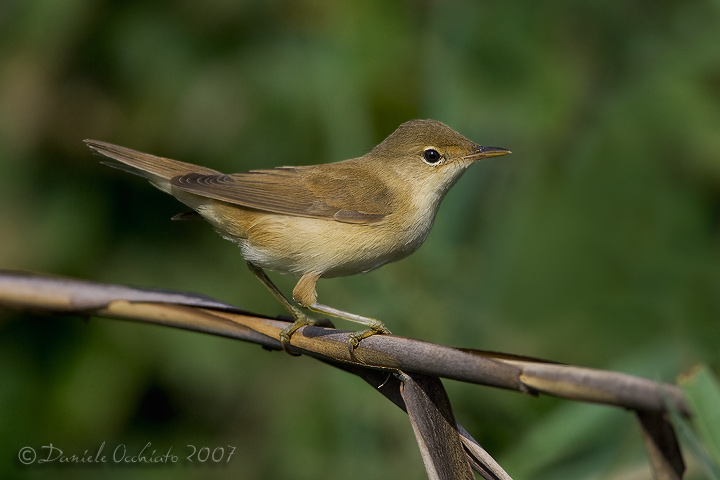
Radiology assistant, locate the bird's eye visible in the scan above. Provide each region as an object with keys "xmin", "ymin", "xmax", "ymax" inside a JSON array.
[{"xmin": 423, "ymin": 148, "xmax": 442, "ymax": 164}]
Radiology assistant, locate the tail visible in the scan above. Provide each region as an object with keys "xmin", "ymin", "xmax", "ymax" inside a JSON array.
[{"xmin": 84, "ymin": 140, "xmax": 221, "ymax": 193}]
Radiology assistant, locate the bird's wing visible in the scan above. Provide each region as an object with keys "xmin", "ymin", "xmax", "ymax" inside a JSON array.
[{"xmin": 170, "ymin": 165, "xmax": 393, "ymax": 225}]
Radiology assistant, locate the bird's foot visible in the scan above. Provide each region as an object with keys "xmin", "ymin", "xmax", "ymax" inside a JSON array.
[
  {"xmin": 279, "ymin": 311, "xmax": 333, "ymax": 355},
  {"xmin": 348, "ymin": 321, "xmax": 392, "ymax": 352}
]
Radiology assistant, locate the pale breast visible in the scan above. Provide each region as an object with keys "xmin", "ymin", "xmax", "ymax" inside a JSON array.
[
  {"xmin": 191, "ymin": 180, "xmax": 443, "ymax": 279},
  {"xmin": 239, "ymin": 210, "xmax": 432, "ymax": 278}
]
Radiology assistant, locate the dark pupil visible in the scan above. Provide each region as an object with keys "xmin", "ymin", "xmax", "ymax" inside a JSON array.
[{"xmin": 424, "ymin": 149, "xmax": 440, "ymax": 163}]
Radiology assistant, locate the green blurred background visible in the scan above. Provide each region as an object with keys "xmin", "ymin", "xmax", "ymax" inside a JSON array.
[{"xmin": 1, "ymin": 0, "xmax": 719, "ymax": 478}]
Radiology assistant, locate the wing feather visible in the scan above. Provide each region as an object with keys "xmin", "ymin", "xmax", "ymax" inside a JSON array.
[{"xmin": 170, "ymin": 164, "xmax": 393, "ymax": 225}]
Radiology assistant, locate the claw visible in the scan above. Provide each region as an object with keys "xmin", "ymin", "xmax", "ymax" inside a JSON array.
[
  {"xmin": 347, "ymin": 322, "xmax": 392, "ymax": 353},
  {"xmin": 278, "ymin": 314, "xmax": 315, "ymax": 356}
]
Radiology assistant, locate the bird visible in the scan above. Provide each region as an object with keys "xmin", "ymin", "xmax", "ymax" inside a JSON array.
[{"xmin": 85, "ymin": 119, "xmax": 510, "ymax": 351}]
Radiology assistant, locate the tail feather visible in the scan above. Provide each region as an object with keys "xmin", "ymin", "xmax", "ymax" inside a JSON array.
[{"xmin": 84, "ymin": 140, "xmax": 221, "ymax": 180}]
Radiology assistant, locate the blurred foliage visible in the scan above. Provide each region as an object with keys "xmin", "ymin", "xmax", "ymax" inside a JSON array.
[
  {"xmin": 1, "ymin": 0, "xmax": 719, "ymax": 479},
  {"xmin": 678, "ymin": 364, "xmax": 720, "ymax": 478}
]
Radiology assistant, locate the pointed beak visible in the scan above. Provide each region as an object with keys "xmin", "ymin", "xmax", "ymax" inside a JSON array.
[{"xmin": 464, "ymin": 145, "xmax": 512, "ymax": 161}]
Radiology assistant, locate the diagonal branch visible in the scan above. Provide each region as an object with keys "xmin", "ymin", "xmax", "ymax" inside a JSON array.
[
  {"xmin": 0, "ymin": 270, "xmax": 688, "ymax": 415},
  {"xmin": 0, "ymin": 270, "xmax": 691, "ymax": 479}
]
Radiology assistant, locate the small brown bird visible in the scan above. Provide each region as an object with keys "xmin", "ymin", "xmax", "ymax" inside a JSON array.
[{"xmin": 86, "ymin": 119, "xmax": 510, "ymax": 350}]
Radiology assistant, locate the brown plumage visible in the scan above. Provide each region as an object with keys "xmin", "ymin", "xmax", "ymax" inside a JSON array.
[{"xmin": 86, "ymin": 119, "xmax": 510, "ymax": 350}]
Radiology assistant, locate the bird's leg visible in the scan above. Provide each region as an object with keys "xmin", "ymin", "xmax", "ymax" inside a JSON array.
[
  {"xmin": 246, "ymin": 262, "xmax": 332, "ymax": 353},
  {"xmin": 293, "ymin": 272, "xmax": 392, "ymax": 351},
  {"xmin": 308, "ymin": 303, "xmax": 392, "ymax": 350}
]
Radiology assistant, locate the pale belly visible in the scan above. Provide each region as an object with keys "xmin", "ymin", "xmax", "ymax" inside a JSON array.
[
  {"xmin": 192, "ymin": 195, "xmax": 438, "ymax": 279},
  {"xmin": 237, "ymin": 213, "xmax": 433, "ymax": 278}
]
